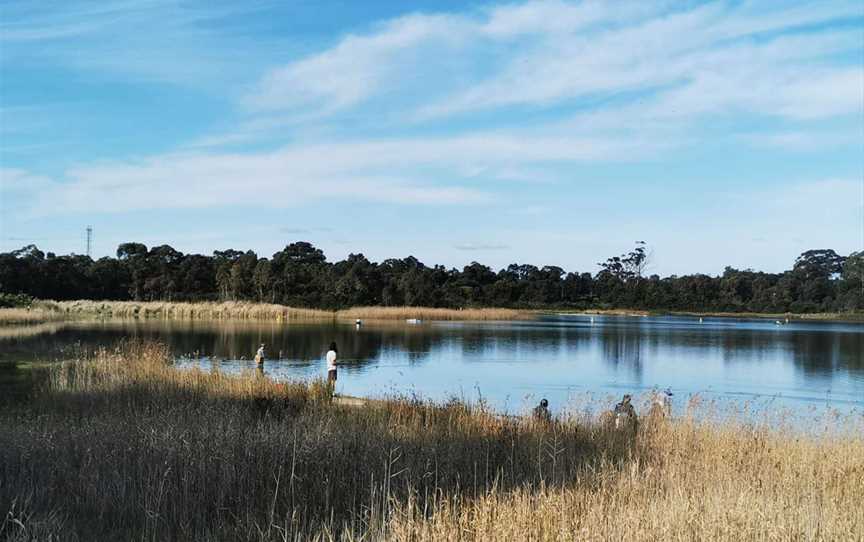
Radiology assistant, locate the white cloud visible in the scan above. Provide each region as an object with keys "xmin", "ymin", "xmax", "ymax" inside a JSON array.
[
  {"xmin": 480, "ymin": 0, "xmax": 660, "ymax": 37},
  {"xmin": 724, "ymin": 178, "xmax": 863, "ymax": 242},
  {"xmin": 242, "ymin": 0, "xmax": 861, "ymax": 126},
  {"xmin": 243, "ymin": 13, "xmax": 469, "ymax": 113},
  {"xmin": 15, "ymin": 125, "xmax": 675, "ymax": 216},
  {"xmin": 0, "ymin": 168, "xmax": 58, "ymax": 193},
  {"xmin": 455, "ymin": 243, "xmax": 510, "ymax": 251},
  {"xmin": 0, "ymin": 1, "xmax": 276, "ymax": 86},
  {"xmin": 741, "ymin": 129, "xmax": 862, "ymax": 151},
  {"xmin": 427, "ymin": 9, "xmax": 862, "ymax": 120},
  {"xmin": 32, "ymin": 152, "xmax": 486, "ymax": 214}
]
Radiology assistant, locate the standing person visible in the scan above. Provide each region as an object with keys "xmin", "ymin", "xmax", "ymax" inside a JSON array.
[
  {"xmin": 533, "ymin": 398, "xmax": 551, "ymax": 424},
  {"xmin": 255, "ymin": 343, "xmax": 266, "ymax": 365},
  {"xmin": 326, "ymin": 342, "xmax": 338, "ymax": 393},
  {"xmin": 613, "ymin": 394, "xmax": 638, "ymax": 433}
]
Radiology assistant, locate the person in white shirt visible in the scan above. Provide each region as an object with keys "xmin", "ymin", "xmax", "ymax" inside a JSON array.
[
  {"xmin": 255, "ymin": 344, "xmax": 265, "ymax": 365},
  {"xmin": 326, "ymin": 342, "xmax": 338, "ymax": 390}
]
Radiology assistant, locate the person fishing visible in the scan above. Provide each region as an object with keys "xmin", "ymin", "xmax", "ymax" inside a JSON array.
[
  {"xmin": 326, "ymin": 342, "xmax": 338, "ymax": 393},
  {"xmin": 254, "ymin": 343, "xmax": 265, "ymax": 365},
  {"xmin": 613, "ymin": 394, "xmax": 638, "ymax": 432},
  {"xmin": 649, "ymin": 388, "xmax": 673, "ymax": 418}
]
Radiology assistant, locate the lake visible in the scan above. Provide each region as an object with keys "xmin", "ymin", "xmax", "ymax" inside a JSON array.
[{"xmin": 2, "ymin": 315, "xmax": 862, "ymax": 419}]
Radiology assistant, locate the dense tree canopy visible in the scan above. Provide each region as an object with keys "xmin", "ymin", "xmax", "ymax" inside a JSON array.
[{"xmin": 0, "ymin": 242, "xmax": 860, "ymax": 313}]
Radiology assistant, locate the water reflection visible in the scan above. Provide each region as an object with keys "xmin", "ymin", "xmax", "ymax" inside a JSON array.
[{"xmin": 1, "ymin": 316, "xmax": 862, "ymax": 414}]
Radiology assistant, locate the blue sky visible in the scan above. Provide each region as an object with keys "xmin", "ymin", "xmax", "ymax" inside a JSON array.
[{"xmin": 1, "ymin": 0, "xmax": 862, "ymax": 275}]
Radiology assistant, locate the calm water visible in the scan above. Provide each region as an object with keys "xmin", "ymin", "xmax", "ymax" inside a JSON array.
[{"xmin": 2, "ymin": 315, "xmax": 862, "ymax": 417}]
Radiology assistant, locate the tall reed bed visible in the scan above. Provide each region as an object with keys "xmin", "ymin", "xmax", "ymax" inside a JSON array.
[
  {"xmin": 336, "ymin": 306, "xmax": 529, "ymax": 321},
  {"xmin": 0, "ymin": 306, "xmax": 66, "ymax": 324},
  {"xmin": 41, "ymin": 300, "xmax": 529, "ymax": 322},
  {"xmin": 1, "ymin": 342, "xmax": 861, "ymax": 541},
  {"xmin": 53, "ymin": 300, "xmax": 333, "ymax": 321}
]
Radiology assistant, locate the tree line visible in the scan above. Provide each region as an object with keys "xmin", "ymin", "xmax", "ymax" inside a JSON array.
[{"xmin": 0, "ymin": 241, "xmax": 861, "ymax": 313}]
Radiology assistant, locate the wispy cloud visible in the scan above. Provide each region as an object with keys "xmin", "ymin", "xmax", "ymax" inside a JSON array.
[
  {"xmin": 455, "ymin": 243, "xmax": 510, "ymax": 251},
  {"xmin": 0, "ymin": 168, "xmax": 58, "ymax": 194},
  {"xmin": 0, "ymin": 1, "xmax": 278, "ymax": 86},
  {"xmin": 243, "ymin": 13, "xmax": 470, "ymax": 114},
  {"xmin": 244, "ymin": 0, "xmax": 862, "ymax": 124},
  {"xmin": 19, "ymin": 146, "xmax": 492, "ymax": 216},
  {"xmin": 280, "ymin": 227, "xmax": 333, "ymax": 235},
  {"xmin": 726, "ymin": 178, "xmax": 863, "ymax": 237},
  {"xmin": 13, "ymin": 126, "xmax": 680, "ymax": 216},
  {"xmin": 740, "ymin": 128, "xmax": 862, "ymax": 151}
]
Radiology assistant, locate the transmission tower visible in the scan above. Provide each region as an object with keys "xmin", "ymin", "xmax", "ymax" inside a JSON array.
[{"xmin": 86, "ymin": 226, "xmax": 93, "ymax": 257}]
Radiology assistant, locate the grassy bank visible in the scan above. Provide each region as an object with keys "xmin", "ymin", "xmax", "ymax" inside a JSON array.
[
  {"xmin": 51, "ymin": 300, "xmax": 333, "ymax": 321},
  {"xmin": 0, "ymin": 305, "xmax": 67, "ymax": 325},
  {"xmin": 669, "ymin": 310, "xmax": 864, "ymax": 322},
  {"xmin": 561, "ymin": 308, "xmax": 864, "ymax": 321},
  {"xmin": 560, "ymin": 308, "xmax": 651, "ymax": 317},
  {"xmin": 6, "ymin": 300, "xmax": 860, "ymax": 325},
  {"xmin": 336, "ymin": 305, "xmax": 529, "ymax": 321},
  {"xmin": 1, "ymin": 342, "xmax": 861, "ymax": 541},
  {"xmin": 4, "ymin": 300, "xmax": 530, "ymax": 323}
]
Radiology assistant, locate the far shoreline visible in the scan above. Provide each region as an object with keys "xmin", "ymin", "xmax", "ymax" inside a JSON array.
[
  {"xmin": 556, "ymin": 308, "xmax": 864, "ymax": 322},
  {"xmin": 1, "ymin": 299, "xmax": 862, "ymax": 325}
]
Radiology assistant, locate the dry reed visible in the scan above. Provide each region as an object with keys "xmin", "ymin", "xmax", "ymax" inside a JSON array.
[
  {"xmin": 0, "ymin": 307, "xmax": 67, "ymax": 324},
  {"xmin": 336, "ymin": 306, "xmax": 530, "ymax": 321},
  {"xmin": 0, "ymin": 341, "xmax": 861, "ymax": 541},
  {"xmin": 52, "ymin": 300, "xmax": 333, "ymax": 321},
  {"xmin": 15, "ymin": 300, "xmax": 532, "ymax": 323}
]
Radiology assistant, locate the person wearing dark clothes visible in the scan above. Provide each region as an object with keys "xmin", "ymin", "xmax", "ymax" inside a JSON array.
[{"xmin": 533, "ymin": 398, "xmax": 551, "ymax": 423}]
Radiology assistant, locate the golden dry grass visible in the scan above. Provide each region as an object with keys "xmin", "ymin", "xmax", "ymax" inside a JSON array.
[
  {"xmin": 337, "ymin": 305, "xmax": 530, "ymax": 321},
  {"xmin": 52, "ymin": 299, "xmax": 333, "ymax": 321},
  {"xmin": 21, "ymin": 300, "xmax": 532, "ymax": 323},
  {"xmin": 384, "ymin": 424, "xmax": 864, "ymax": 541},
  {"xmin": 1, "ymin": 342, "xmax": 862, "ymax": 541},
  {"xmin": 0, "ymin": 307, "xmax": 66, "ymax": 324}
]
